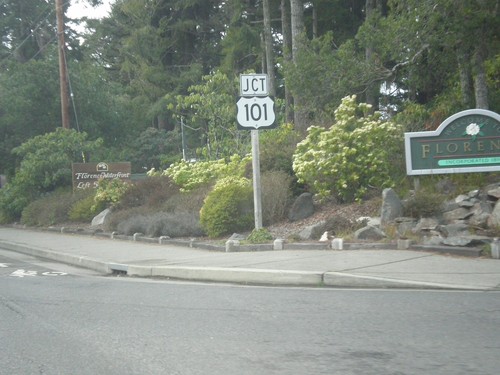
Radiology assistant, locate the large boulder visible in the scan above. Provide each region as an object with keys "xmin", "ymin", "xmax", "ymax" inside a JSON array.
[
  {"xmin": 354, "ymin": 226, "xmax": 386, "ymax": 241},
  {"xmin": 288, "ymin": 192, "xmax": 314, "ymax": 221},
  {"xmin": 380, "ymin": 188, "xmax": 403, "ymax": 226},
  {"xmin": 91, "ymin": 208, "xmax": 111, "ymax": 227},
  {"xmin": 298, "ymin": 221, "xmax": 326, "ymax": 240}
]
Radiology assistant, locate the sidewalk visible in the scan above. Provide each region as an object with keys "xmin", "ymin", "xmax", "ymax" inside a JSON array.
[{"xmin": 1, "ymin": 226, "xmax": 499, "ymax": 290}]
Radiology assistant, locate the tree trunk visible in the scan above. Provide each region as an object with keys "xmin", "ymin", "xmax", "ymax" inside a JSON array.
[
  {"xmin": 290, "ymin": 0, "xmax": 308, "ymax": 133},
  {"xmin": 364, "ymin": 0, "xmax": 378, "ymax": 108},
  {"xmin": 456, "ymin": 49, "xmax": 474, "ymax": 108},
  {"xmin": 281, "ymin": 0, "xmax": 294, "ymax": 123},
  {"xmin": 263, "ymin": 0, "xmax": 276, "ymax": 96},
  {"xmin": 290, "ymin": 0, "xmax": 305, "ymax": 61},
  {"xmin": 473, "ymin": 46, "xmax": 489, "ymax": 109},
  {"xmin": 312, "ymin": 1, "xmax": 318, "ymax": 38}
]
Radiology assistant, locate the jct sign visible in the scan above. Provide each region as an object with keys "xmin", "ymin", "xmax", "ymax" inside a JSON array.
[
  {"xmin": 72, "ymin": 162, "xmax": 131, "ymax": 190},
  {"xmin": 236, "ymin": 96, "xmax": 276, "ymax": 129},
  {"xmin": 237, "ymin": 73, "xmax": 276, "ymax": 130},
  {"xmin": 404, "ymin": 109, "xmax": 500, "ymax": 175}
]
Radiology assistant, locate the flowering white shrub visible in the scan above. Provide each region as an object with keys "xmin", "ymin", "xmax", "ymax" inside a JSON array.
[
  {"xmin": 292, "ymin": 95, "xmax": 404, "ymax": 202},
  {"xmin": 157, "ymin": 154, "xmax": 251, "ymax": 191}
]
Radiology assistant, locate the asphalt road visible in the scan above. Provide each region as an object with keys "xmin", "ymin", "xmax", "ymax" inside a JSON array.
[{"xmin": 1, "ymin": 249, "xmax": 499, "ymax": 375}]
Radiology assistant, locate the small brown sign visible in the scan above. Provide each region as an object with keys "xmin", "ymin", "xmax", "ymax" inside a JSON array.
[{"xmin": 72, "ymin": 162, "xmax": 131, "ymax": 190}]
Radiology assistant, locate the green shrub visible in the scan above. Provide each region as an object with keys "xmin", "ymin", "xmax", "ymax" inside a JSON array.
[
  {"xmin": 94, "ymin": 178, "xmax": 130, "ymax": 209},
  {"xmin": 293, "ymin": 95, "xmax": 404, "ymax": 203},
  {"xmin": 20, "ymin": 189, "xmax": 77, "ymax": 226},
  {"xmin": 200, "ymin": 177, "xmax": 254, "ymax": 238},
  {"xmin": 0, "ymin": 128, "xmax": 102, "ymax": 220},
  {"xmin": 247, "ymin": 228, "xmax": 274, "ymax": 243},
  {"xmin": 69, "ymin": 191, "xmax": 105, "ymax": 222},
  {"xmin": 403, "ymin": 189, "xmax": 445, "ymax": 218}
]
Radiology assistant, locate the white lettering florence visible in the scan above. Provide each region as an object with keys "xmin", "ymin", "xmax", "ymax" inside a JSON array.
[{"xmin": 75, "ymin": 172, "xmax": 131, "ymax": 179}]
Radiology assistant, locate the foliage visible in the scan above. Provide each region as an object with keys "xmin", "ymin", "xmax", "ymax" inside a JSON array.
[
  {"xmin": 114, "ymin": 211, "xmax": 204, "ymax": 238},
  {"xmin": 121, "ymin": 127, "xmax": 182, "ymax": 173},
  {"xmin": 105, "ymin": 185, "xmax": 209, "ymax": 237},
  {"xmin": 159, "ymin": 154, "xmax": 251, "ymax": 192},
  {"xmin": 293, "ymin": 96, "xmax": 404, "ymax": 203},
  {"xmin": 284, "ymin": 33, "xmax": 374, "ymax": 125},
  {"xmin": 163, "ymin": 185, "xmax": 211, "ymax": 214},
  {"xmin": 260, "ymin": 170, "xmax": 293, "ymax": 226},
  {"xmin": 0, "ymin": 58, "xmax": 62, "ymax": 175},
  {"xmin": 93, "ymin": 178, "xmax": 131, "ymax": 210},
  {"xmin": 324, "ymin": 215, "xmax": 366, "ymax": 238},
  {"xmin": 170, "ymin": 70, "xmax": 250, "ymax": 160},
  {"xmin": 246, "ymin": 228, "xmax": 274, "ymax": 244},
  {"xmin": 0, "ymin": 129, "xmax": 103, "ymax": 220},
  {"xmin": 403, "ymin": 189, "xmax": 445, "ymax": 219},
  {"xmin": 259, "ymin": 123, "xmax": 301, "ymax": 174},
  {"xmin": 200, "ymin": 177, "xmax": 254, "ymax": 238},
  {"xmin": 116, "ymin": 175, "xmax": 179, "ymax": 209},
  {"xmin": 20, "ymin": 189, "xmax": 82, "ymax": 227},
  {"xmin": 69, "ymin": 192, "xmax": 105, "ymax": 223}
]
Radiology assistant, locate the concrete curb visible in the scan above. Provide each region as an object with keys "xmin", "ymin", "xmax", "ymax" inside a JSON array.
[
  {"xmin": 322, "ymin": 272, "xmax": 490, "ymax": 290},
  {"xmin": 0, "ymin": 240, "xmax": 112, "ymax": 274},
  {"xmin": 0, "ymin": 238, "xmax": 494, "ymax": 290},
  {"xmin": 132, "ymin": 265, "xmax": 324, "ymax": 286}
]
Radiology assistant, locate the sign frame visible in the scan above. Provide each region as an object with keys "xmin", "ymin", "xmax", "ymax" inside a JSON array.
[{"xmin": 404, "ymin": 109, "xmax": 500, "ymax": 176}]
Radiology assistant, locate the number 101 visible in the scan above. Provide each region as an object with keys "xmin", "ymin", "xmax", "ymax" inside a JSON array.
[{"xmin": 244, "ymin": 103, "xmax": 269, "ymax": 122}]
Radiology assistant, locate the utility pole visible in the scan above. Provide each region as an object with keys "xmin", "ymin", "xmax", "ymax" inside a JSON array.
[{"xmin": 56, "ymin": 0, "xmax": 70, "ymax": 129}]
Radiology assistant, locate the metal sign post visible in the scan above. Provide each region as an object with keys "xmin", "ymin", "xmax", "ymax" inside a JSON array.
[
  {"xmin": 237, "ymin": 74, "xmax": 276, "ymax": 230},
  {"xmin": 251, "ymin": 130, "xmax": 262, "ymax": 230}
]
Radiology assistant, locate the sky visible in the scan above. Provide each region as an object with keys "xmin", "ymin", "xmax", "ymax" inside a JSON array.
[{"xmin": 67, "ymin": 0, "xmax": 115, "ymax": 20}]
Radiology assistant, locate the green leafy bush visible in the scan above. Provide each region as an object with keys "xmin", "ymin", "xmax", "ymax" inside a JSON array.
[
  {"xmin": 246, "ymin": 228, "xmax": 274, "ymax": 243},
  {"xmin": 69, "ymin": 191, "xmax": 105, "ymax": 222},
  {"xmin": 293, "ymin": 95, "xmax": 404, "ymax": 203},
  {"xmin": 93, "ymin": 178, "xmax": 130, "ymax": 210},
  {"xmin": 0, "ymin": 128, "xmax": 102, "ymax": 220},
  {"xmin": 200, "ymin": 177, "xmax": 254, "ymax": 238}
]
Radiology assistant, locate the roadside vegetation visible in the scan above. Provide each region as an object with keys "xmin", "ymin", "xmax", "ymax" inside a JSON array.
[
  {"xmin": 0, "ymin": 1, "xmax": 498, "ymax": 239},
  {"xmin": 2, "ymin": 95, "xmax": 497, "ymax": 240}
]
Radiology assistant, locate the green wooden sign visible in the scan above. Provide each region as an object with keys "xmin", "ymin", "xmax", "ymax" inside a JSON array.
[{"xmin": 404, "ymin": 109, "xmax": 500, "ymax": 175}]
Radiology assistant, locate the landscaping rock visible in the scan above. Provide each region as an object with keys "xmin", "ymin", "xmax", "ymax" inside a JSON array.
[
  {"xmin": 298, "ymin": 220, "xmax": 326, "ymax": 240},
  {"xmin": 288, "ymin": 192, "xmax": 314, "ymax": 221},
  {"xmin": 354, "ymin": 225, "xmax": 386, "ymax": 241},
  {"xmin": 91, "ymin": 208, "xmax": 111, "ymax": 227},
  {"xmin": 380, "ymin": 188, "xmax": 403, "ymax": 226}
]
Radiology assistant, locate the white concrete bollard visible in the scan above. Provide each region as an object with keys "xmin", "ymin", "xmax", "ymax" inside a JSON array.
[
  {"xmin": 273, "ymin": 238, "xmax": 285, "ymax": 250},
  {"xmin": 331, "ymin": 238, "xmax": 343, "ymax": 250},
  {"xmin": 491, "ymin": 239, "xmax": 500, "ymax": 259},
  {"xmin": 225, "ymin": 240, "xmax": 240, "ymax": 252}
]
